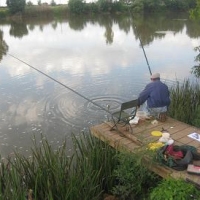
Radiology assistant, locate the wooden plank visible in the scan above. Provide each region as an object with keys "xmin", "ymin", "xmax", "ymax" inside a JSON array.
[
  {"xmin": 104, "ymin": 121, "xmax": 143, "ymax": 146},
  {"xmin": 90, "ymin": 117, "xmax": 200, "ymax": 187}
]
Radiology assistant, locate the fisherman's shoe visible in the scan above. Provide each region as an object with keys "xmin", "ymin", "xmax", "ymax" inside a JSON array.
[{"xmin": 159, "ymin": 112, "xmax": 167, "ymax": 122}]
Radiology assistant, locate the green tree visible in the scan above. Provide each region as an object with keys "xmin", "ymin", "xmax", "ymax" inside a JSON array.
[
  {"xmin": 68, "ymin": 0, "xmax": 86, "ymax": 14},
  {"xmin": 6, "ymin": 0, "xmax": 26, "ymax": 14},
  {"xmin": 97, "ymin": 0, "xmax": 112, "ymax": 12},
  {"xmin": 164, "ymin": 0, "xmax": 196, "ymax": 11},
  {"xmin": 190, "ymin": 0, "xmax": 200, "ymax": 19},
  {"xmin": 143, "ymin": 0, "xmax": 166, "ymax": 11}
]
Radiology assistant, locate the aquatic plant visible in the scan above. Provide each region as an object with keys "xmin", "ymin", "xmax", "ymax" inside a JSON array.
[
  {"xmin": 0, "ymin": 133, "xmax": 117, "ymax": 199},
  {"xmin": 168, "ymin": 79, "xmax": 200, "ymax": 126}
]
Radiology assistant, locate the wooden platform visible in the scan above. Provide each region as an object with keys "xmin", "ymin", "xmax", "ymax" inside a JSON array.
[{"xmin": 90, "ymin": 117, "xmax": 200, "ymax": 187}]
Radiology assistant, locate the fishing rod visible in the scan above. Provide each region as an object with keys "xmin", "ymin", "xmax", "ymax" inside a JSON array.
[
  {"xmin": 3, "ymin": 51, "xmax": 112, "ymax": 115},
  {"xmin": 134, "ymin": 25, "xmax": 152, "ymax": 76},
  {"xmin": 0, "ymin": 14, "xmax": 151, "ymax": 116},
  {"xmin": 127, "ymin": 6, "xmax": 152, "ymax": 75}
]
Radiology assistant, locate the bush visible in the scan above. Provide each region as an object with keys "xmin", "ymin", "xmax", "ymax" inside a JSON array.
[
  {"xmin": 111, "ymin": 150, "xmax": 160, "ymax": 199},
  {"xmin": 149, "ymin": 178, "xmax": 200, "ymax": 200},
  {"xmin": 190, "ymin": 0, "xmax": 200, "ymax": 20}
]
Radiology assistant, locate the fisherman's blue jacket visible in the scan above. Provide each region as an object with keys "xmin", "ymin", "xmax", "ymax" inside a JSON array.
[{"xmin": 138, "ymin": 80, "xmax": 170, "ymax": 108}]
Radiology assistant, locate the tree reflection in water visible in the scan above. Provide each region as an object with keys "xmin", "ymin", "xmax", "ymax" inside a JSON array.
[{"xmin": 0, "ymin": 30, "xmax": 8, "ymax": 61}]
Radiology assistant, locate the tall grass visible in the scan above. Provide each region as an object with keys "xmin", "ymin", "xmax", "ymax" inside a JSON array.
[
  {"xmin": 168, "ymin": 79, "xmax": 200, "ymax": 126},
  {"xmin": 0, "ymin": 134, "xmax": 117, "ymax": 199},
  {"xmin": 0, "ymin": 132, "xmax": 161, "ymax": 199}
]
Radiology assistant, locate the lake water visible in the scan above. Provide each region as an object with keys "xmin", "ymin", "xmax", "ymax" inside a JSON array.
[{"xmin": 0, "ymin": 12, "xmax": 199, "ymax": 157}]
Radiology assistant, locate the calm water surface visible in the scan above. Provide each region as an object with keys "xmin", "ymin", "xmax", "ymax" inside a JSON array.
[{"xmin": 0, "ymin": 12, "xmax": 199, "ymax": 156}]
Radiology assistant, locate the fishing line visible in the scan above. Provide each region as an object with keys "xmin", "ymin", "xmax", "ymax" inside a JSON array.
[
  {"xmin": 128, "ymin": 7, "xmax": 152, "ymax": 75},
  {"xmin": 4, "ymin": 51, "xmax": 112, "ymax": 115},
  {"xmin": 1, "ymin": 13, "xmax": 149, "ymax": 115}
]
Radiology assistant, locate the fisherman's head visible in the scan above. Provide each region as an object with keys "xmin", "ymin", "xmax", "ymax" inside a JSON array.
[{"xmin": 150, "ymin": 73, "xmax": 160, "ymax": 81}]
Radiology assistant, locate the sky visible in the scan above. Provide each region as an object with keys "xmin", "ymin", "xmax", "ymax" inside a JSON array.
[{"xmin": 0, "ymin": 0, "xmax": 68, "ymax": 6}]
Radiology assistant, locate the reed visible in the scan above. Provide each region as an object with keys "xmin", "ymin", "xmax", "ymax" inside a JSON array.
[
  {"xmin": 0, "ymin": 134, "xmax": 117, "ymax": 199},
  {"xmin": 168, "ymin": 79, "xmax": 200, "ymax": 126}
]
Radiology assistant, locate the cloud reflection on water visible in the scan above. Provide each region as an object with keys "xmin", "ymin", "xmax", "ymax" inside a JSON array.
[{"xmin": 0, "ymin": 14, "xmax": 199, "ymax": 157}]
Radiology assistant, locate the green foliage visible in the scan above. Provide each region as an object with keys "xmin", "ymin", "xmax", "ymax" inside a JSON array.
[
  {"xmin": 164, "ymin": 0, "xmax": 196, "ymax": 11},
  {"xmin": 0, "ymin": 133, "xmax": 117, "ymax": 199},
  {"xmin": 149, "ymin": 178, "xmax": 200, "ymax": 200},
  {"xmin": 164, "ymin": 0, "xmax": 187, "ymax": 11},
  {"xmin": 97, "ymin": 0, "xmax": 113, "ymax": 12},
  {"xmin": 64, "ymin": 0, "xmax": 196, "ymax": 15},
  {"xmin": 131, "ymin": 0, "xmax": 144, "ymax": 12},
  {"xmin": 112, "ymin": 1, "xmax": 125, "ymax": 12},
  {"xmin": 168, "ymin": 79, "xmax": 200, "ymax": 125},
  {"xmin": 190, "ymin": 0, "xmax": 200, "ymax": 19},
  {"xmin": 111, "ymin": 150, "xmax": 160, "ymax": 199},
  {"xmin": 72, "ymin": 133, "xmax": 117, "ymax": 193},
  {"xmin": 191, "ymin": 65, "xmax": 200, "ymax": 79},
  {"xmin": 2, "ymin": 0, "xmax": 198, "ymax": 17},
  {"xmin": 6, "ymin": 0, "xmax": 26, "ymax": 14},
  {"xmin": 68, "ymin": 0, "xmax": 86, "ymax": 14},
  {"xmin": 0, "ymin": 8, "xmax": 9, "ymax": 18},
  {"xmin": 192, "ymin": 105, "xmax": 200, "ymax": 127},
  {"xmin": 143, "ymin": 0, "xmax": 166, "ymax": 11},
  {"xmin": 85, "ymin": 2, "xmax": 99, "ymax": 13},
  {"xmin": 52, "ymin": 5, "xmax": 68, "ymax": 17}
]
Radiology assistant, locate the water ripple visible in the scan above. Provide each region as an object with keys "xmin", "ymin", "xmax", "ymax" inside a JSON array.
[{"xmin": 44, "ymin": 89, "xmax": 127, "ymax": 128}]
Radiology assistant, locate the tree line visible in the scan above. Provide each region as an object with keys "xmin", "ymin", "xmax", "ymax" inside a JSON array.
[
  {"xmin": 4, "ymin": 0, "xmax": 200, "ymax": 17},
  {"xmin": 67, "ymin": 0, "xmax": 197, "ymax": 14}
]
